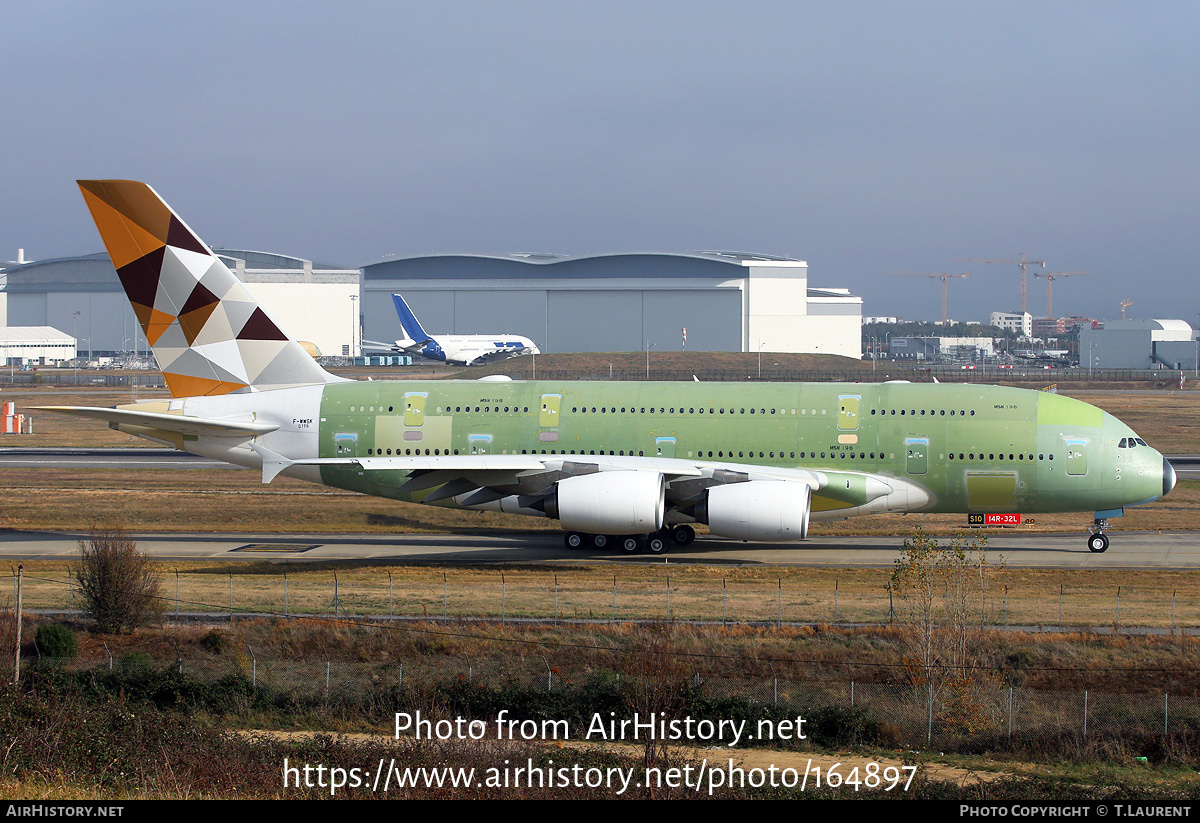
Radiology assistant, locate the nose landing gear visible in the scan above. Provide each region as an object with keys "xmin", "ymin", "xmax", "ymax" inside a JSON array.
[{"xmin": 1087, "ymin": 518, "xmax": 1110, "ymax": 553}]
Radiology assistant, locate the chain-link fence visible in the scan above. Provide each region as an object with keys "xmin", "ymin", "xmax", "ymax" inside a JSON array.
[
  {"xmin": 16, "ymin": 569, "xmax": 1200, "ymax": 633},
  {"xmin": 44, "ymin": 648, "xmax": 1200, "ymax": 753}
]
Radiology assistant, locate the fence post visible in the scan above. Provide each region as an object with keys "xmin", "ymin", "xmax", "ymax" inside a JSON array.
[
  {"xmin": 1165, "ymin": 693, "xmax": 1169, "ymax": 738},
  {"xmin": 388, "ymin": 571, "xmax": 393, "ymax": 618},
  {"xmin": 443, "ymin": 572, "xmax": 448, "ymax": 619},
  {"xmin": 1083, "ymin": 690, "xmax": 1089, "ymax": 739},
  {"xmin": 612, "ymin": 575, "xmax": 616, "ymax": 623},
  {"xmin": 67, "ymin": 569, "xmax": 72, "ymax": 612},
  {"xmin": 247, "ymin": 644, "xmax": 256, "ymax": 689},
  {"xmin": 1004, "ymin": 585, "xmax": 1008, "ymax": 627},
  {"xmin": 284, "ymin": 572, "xmax": 288, "ymax": 618},
  {"xmin": 1115, "ymin": 587, "xmax": 1121, "ymax": 635},
  {"xmin": 103, "ymin": 642, "xmax": 113, "ymax": 672},
  {"xmin": 543, "ymin": 655, "xmax": 552, "ymax": 691},
  {"xmin": 228, "ymin": 573, "xmax": 233, "ymax": 623},
  {"xmin": 722, "ymin": 578, "xmax": 727, "ymax": 627},
  {"xmin": 554, "ymin": 574, "xmax": 559, "ymax": 625},
  {"xmin": 174, "ymin": 570, "xmax": 179, "ymax": 619},
  {"xmin": 501, "ymin": 574, "xmax": 506, "ymax": 624},
  {"xmin": 1171, "ymin": 590, "xmax": 1177, "ymax": 636},
  {"xmin": 324, "ymin": 650, "xmax": 330, "ymax": 702},
  {"xmin": 769, "ymin": 662, "xmax": 778, "ymax": 706},
  {"xmin": 887, "ymin": 583, "xmax": 893, "ymax": 624},
  {"xmin": 12, "ymin": 566, "xmax": 22, "ymax": 686},
  {"xmin": 833, "ymin": 578, "xmax": 838, "ymax": 625},
  {"xmin": 666, "ymin": 575, "xmax": 671, "ymax": 621},
  {"xmin": 1059, "ymin": 584, "xmax": 1063, "ymax": 631},
  {"xmin": 850, "ymin": 680, "xmax": 855, "ymax": 707},
  {"xmin": 777, "ymin": 578, "xmax": 782, "ymax": 628},
  {"xmin": 1008, "ymin": 686, "xmax": 1013, "ymax": 740},
  {"xmin": 927, "ymin": 683, "xmax": 934, "ymax": 746}
]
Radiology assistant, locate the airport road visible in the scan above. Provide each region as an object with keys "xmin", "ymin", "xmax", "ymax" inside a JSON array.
[{"xmin": 2, "ymin": 529, "xmax": 1199, "ymax": 568}]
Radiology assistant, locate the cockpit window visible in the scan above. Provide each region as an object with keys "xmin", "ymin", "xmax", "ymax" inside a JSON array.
[
  {"xmin": 1118, "ymin": 438, "xmax": 1128, "ymax": 448},
  {"xmin": 1135, "ymin": 438, "xmax": 1147, "ymax": 447}
]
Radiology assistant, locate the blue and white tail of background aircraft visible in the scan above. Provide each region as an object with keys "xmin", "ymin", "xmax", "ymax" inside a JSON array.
[{"xmin": 363, "ymin": 293, "xmax": 540, "ymax": 366}]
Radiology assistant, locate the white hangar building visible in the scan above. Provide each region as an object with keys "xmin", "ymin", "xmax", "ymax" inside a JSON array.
[
  {"xmin": 360, "ymin": 252, "xmax": 862, "ymax": 357},
  {"xmin": 0, "ymin": 251, "xmax": 359, "ymax": 358}
]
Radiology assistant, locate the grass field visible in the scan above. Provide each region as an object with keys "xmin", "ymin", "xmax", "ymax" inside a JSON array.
[{"xmin": 12, "ymin": 555, "xmax": 1200, "ymax": 633}]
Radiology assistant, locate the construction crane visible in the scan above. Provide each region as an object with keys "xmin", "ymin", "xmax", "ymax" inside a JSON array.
[
  {"xmin": 1121, "ymin": 299, "xmax": 1133, "ymax": 320},
  {"xmin": 953, "ymin": 253, "xmax": 1045, "ymax": 315},
  {"xmin": 887, "ymin": 272, "xmax": 971, "ymax": 324},
  {"xmin": 1032, "ymin": 271, "xmax": 1091, "ymax": 317}
]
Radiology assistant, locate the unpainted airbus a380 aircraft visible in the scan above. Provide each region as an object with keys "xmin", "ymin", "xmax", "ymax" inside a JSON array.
[
  {"xmin": 363, "ymin": 292, "xmax": 540, "ymax": 366},
  {"xmin": 38, "ymin": 181, "xmax": 1176, "ymax": 555}
]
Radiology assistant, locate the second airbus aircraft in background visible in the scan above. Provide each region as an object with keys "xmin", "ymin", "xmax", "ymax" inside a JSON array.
[{"xmin": 364, "ymin": 293, "xmax": 540, "ymax": 366}]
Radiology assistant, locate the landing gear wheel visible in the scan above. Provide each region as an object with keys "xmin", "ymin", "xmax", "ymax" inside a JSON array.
[
  {"xmin": 1088, "ymin": 533, "xmax": 1109, "ymax": 553},
  {"xmin": 621, "ymin": 536, "xmax": 643, "ymax": 554},
  {"xmin": 591, "ymin": 534, "xmax": 610, "ymax": 549},
  {"xmin": 646, "ymin": 535, "xmax": 668, "ymax": 554},
  {"xmin": 564, "ymin": 531, "xmax": 586, "ymax": 549},
  {"xmin": 670, "ymin": 524, "xmax": 696, "ymax": 545}
]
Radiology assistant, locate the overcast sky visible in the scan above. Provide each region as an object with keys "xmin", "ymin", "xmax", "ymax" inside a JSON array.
[{"xmin": 2, "ymin": 2, "xmax": 1196, "ymax": 325}]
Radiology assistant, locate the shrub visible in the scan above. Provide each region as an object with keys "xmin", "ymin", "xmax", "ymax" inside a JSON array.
[
  {"xmin": 34, "ymin": 623, "xmax": 78, "ymax": 658},
  {"xmin": 73, "ymin": 525, "xmax": 164, "ymax": 633},
  {"xmin": 200, "ymin": 629, "xmax": 227, "ymax": 655}
]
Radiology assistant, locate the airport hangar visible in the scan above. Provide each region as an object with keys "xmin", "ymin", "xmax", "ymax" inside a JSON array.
[
  {"xmin": 360, "ymin": 251, "xmax": 863, "ymax": 358},
  {"xmin": 0, "ymin": 250, "xmax": 359, "ymax": 360},
  {"xmin": 1, "ymin": 249, "xmax": 862, "ymax": 361}
]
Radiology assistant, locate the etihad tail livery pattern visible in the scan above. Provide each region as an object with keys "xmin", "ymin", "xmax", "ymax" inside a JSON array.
[
  {"xmin": 363, "ymin": 292, "xmax": 540, "ymax": 366},
  {"xmin": 41, "ymin": 181, "xmax": 1176, "ymax": 554}
]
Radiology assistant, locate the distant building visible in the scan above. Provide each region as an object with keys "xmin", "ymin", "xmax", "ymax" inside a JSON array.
[
  {"xmin": 0, "ymin": 326, "xmax": 76, "ymax": 365},
  {"xmin": 990, "ymin": 311, "xmax": 1032, "ymax": 337},
  {"xmin": 0, "ymin": 250, "xmax": 359, "ymax": 357},
  {"xmin": 361, "ymin": 252, "xmax": 863, "ymax": 358},
  {"xmin": 862, "ymin": 316, "xmax": 900, "ymax": 325},
  {"xmin": 1079, "ymin": 319, "xmax": 1196, "ymax": 370}
]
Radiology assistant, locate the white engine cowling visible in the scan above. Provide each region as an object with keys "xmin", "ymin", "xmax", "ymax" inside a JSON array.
[
  {"xmin": 704, "ymin": 481, "xmax": 811, "ymax": 542},
  {"xmin": 552, "ymin": 471, "xmax": 665, "ymax": 535}
]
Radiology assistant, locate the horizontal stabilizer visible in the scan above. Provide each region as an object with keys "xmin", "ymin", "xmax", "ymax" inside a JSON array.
[{"xmin": 33, "ymin": 406, "xmax": 278, "ymax": 439}]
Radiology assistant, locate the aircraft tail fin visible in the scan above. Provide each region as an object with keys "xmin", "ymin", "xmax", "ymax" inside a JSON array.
[
  {"xmin": 391, "ymin": 293, "xmax": 433, "ymax": 344},
  {"xmin": 77, "ymin": 180, "xmax": 345, "ymax": 398}
]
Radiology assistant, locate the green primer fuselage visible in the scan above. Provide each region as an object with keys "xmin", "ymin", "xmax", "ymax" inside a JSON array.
[{"xmin": 314, "ymin": 380, "xmax": 1164, "ymax": 517}]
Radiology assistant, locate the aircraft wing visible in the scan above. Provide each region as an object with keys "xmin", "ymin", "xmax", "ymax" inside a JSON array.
[
  {"xmin": 250, "ymin": 445, "xmax": 906, "ymax": 514},
  {"xmin": 33, "ymin": 406, "xmax": 279, "ymax": 438},
  {"xmin": 467, "ymin": 346, "xmax": 536, "ymax": 366}
]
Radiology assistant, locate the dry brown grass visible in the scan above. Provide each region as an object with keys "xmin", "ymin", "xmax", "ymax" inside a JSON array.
[{"xmin": 14, "ymin": 557, "xmax": 1200, "ymax": 631}]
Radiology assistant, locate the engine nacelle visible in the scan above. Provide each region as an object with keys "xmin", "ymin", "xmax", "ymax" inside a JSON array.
[
  {"xmin": 700, "ymin": 481, "xmax": 811, "ymax": 542},
  {"xmin": 546, "ymin": 471, "xmax": 664, "ymax": 535}
]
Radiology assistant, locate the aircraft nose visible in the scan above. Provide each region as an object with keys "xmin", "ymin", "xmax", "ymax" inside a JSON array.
[{"xmin": 1163, "ymin": 457, "xmax": 1177, "ymax": 498}]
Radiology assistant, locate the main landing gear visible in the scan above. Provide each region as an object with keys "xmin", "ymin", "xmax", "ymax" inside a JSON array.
[
  {"xmin": 563, "ymin": 524, "xmax": 696, "ymax": 554},
  {"xmin": 1087, "ymin": 518, "xmax": 1110, "ymax": 553}
]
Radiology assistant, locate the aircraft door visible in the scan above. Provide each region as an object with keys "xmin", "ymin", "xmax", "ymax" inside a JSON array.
[
  {"xmin": 1065, "ymin": 438, "xmax": 1088, "ymax": 476},
  {"xmin": 906, "ymin": 437, "xmax": 929, "ymax": 475},
  {"xmin": 469, "ymin": 434, "xmax": 492, "ymax": 455},
  {"xmin": 838, "ymin": 395, "xmax": 861, "ymax": 431},
  {"xmin": 539, "ymin": 394, "xmax": 563, "ymax": 428},
  {"xmin": 335, "ymin": 432, "xmax": 358, "ymax": 456},
  {"xmin": 655, "ymin": 437, "xmax": 677, "ymax": 458},
  {"xmin": 404, "ymin": 393, "xmax": 427, "ymax": 427}
]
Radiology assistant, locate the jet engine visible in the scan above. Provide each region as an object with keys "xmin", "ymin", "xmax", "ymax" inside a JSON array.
[
  {"xmin": 544, "ymin": 471, "xmax": 665, "ymax": 535},
  {"xmin": 697, "ymin": 481, "xmax": 811, "ymax": 541}
]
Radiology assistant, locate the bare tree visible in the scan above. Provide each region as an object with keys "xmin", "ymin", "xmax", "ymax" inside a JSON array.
[
  {"xmin": 890, "ymin": 527, "xmax": 1001, "ymax": 734},
  {"xmin": 73, "ymin": 526, "xmax": 164, "ymax": 634}
]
